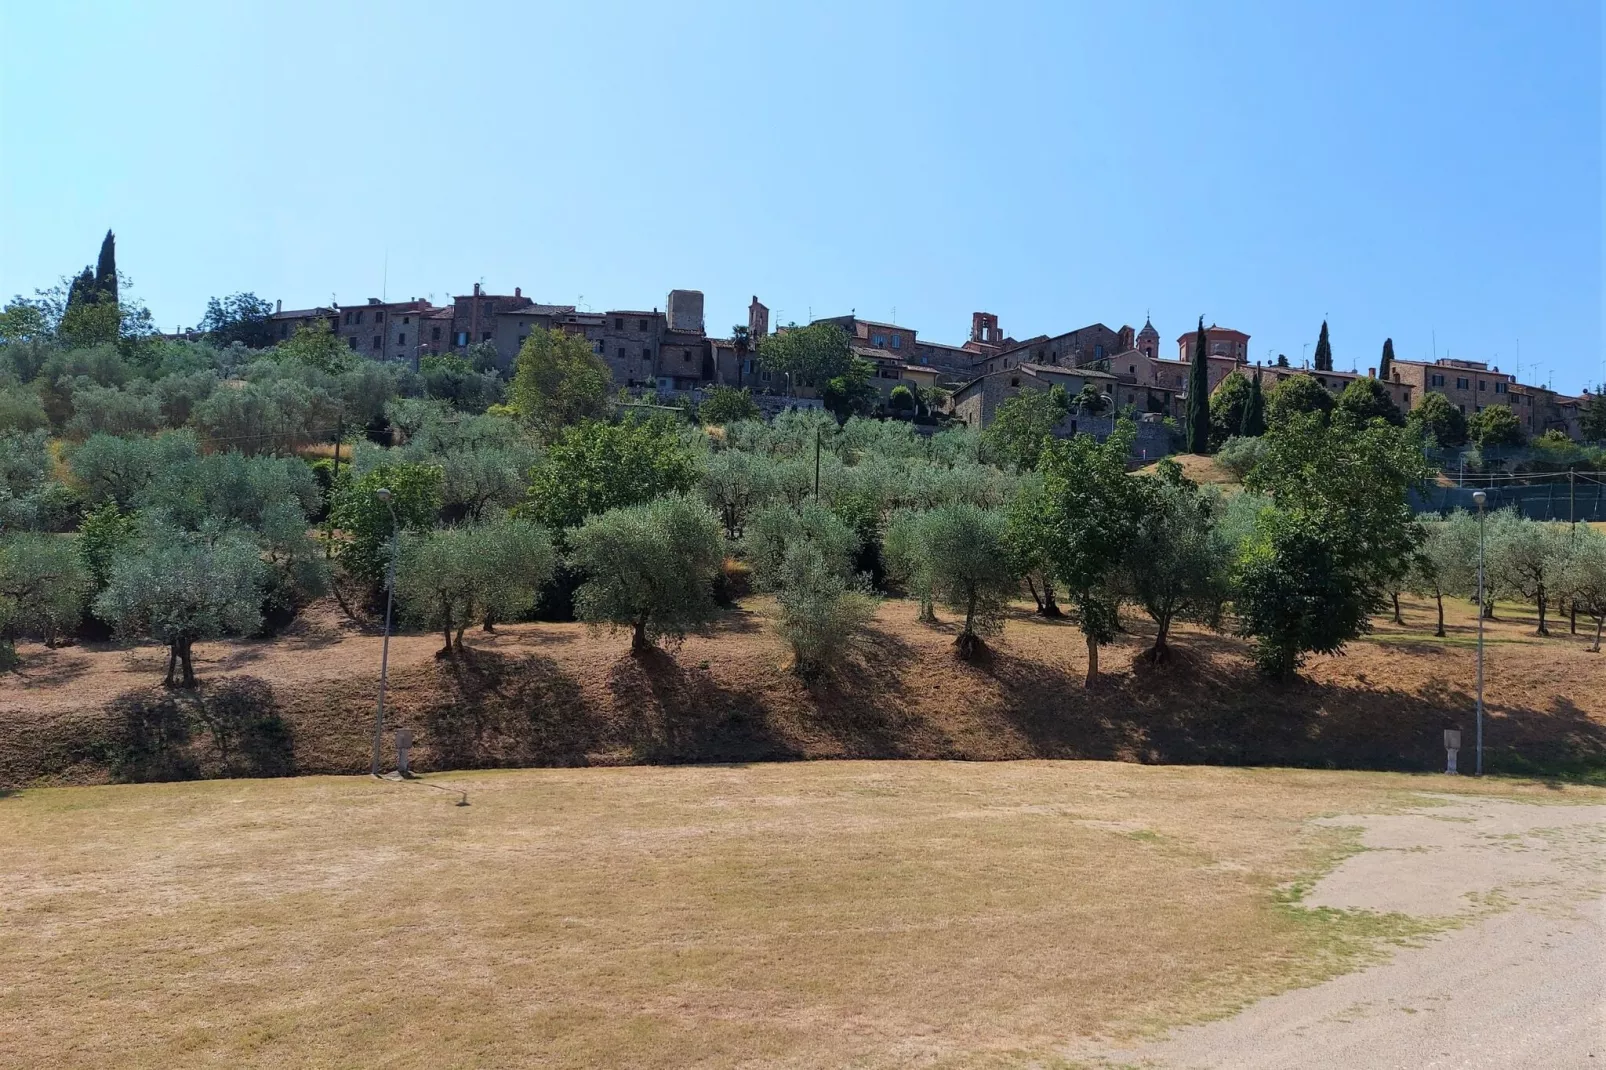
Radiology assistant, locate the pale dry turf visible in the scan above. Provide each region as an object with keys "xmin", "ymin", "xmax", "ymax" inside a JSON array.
[{"xmin": 1, "ymin": 762, "xmax": 1598, "ymax": 1068}]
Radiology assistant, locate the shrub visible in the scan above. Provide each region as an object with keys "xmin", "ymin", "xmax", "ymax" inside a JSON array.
[{"xmin": 1214, "ymin": 435, "xmax": 1267, "ymax": 480}]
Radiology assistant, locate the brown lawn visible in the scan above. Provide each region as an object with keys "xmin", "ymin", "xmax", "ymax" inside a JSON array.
[
  {"xmin": 0, "ymin": 761, "xmax": 1597, "ymax": 1069},
  {"xmin": 2, "ymin": 593, "xmax": 1604, "ymax": 786}
]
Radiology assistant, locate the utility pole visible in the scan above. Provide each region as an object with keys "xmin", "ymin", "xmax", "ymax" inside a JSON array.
[
  {"xmin": 326, "ymin": 409, "xmax": 345, "ymax": 559},
  {"xmin": 1473, "ymin": 489, "xmax": 1487, "ymax": 776},
  {"xmin": 814, "ymin": 427, "xmax": 822, "ymax": 499}
]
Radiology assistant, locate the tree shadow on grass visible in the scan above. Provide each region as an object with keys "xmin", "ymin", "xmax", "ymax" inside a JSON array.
[
  {"xmin": 417, "ymin": 647, "xmax": 594, "ymax": 769},
  {"xmin": 607, "ymin": 646, "xmax": 803, "ymax": 764},
  {"xmin": 95, "ymin": 676, "xmax": 295, "ymax": 783}
]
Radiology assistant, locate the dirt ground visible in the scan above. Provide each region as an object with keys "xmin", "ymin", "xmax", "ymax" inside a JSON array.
[
  {"xmin": 0, "ymin": 762, "xmax": 1598, "ymax": 1069},
  {"xmin": 2, "ymin": 593, "xmax": 1604, "ymax": 786}
]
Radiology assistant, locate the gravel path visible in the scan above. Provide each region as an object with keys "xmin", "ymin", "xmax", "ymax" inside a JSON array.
[{"xmin": 1092, "ymin": 795, "xmax": 1606, "ymax": 1069}]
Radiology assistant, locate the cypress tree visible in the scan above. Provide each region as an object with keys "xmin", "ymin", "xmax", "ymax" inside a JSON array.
[
  {"xmin": 1313, "ymin": 319, "xmax": 1333, "ymax": 371},
  {"xmin": 1187, "ymin": 316, "xmax": 1210, "ymax": 454},
  {"xmin": 1239, "ymin": 371, "xmax": 1266, "ymax": 437},
  {"xmin": 1276, "ymin": 353, "xmax": 1289, "ymax": 368},
  {"xmin": 64, "ymin": 267, "xmax": 95, "ymax": 318},
  {"xmin": 1379, "ymin": 337, "xmax": 1394, "ymax": 381},
  {"xmin": 94, "ymin": 229, "xmax": 118, "ymax": 304}
]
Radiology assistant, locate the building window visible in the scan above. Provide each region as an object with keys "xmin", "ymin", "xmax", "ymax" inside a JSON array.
[
  {"xmin": 1430, "ymin": 373, "xmax": 1445, "ymax": 387},
  {"xmin": 482, "ymin": 331, "xmax": 492, "ymax": 341},
  {"xmin": 616, "ymin": 347, "xmax": 626, "ymax": 360},
  {"xmin": 1479, "ymin": 380, "xmax": 1487, "ymax": 391},
  {"xmin": 891, "ymin": 334, "xmax": 902, "ymax": 349},
  {"xmin": 348, "ymin": 337, "xmax": 357, "ymax": 350},
  {"xmin": 403, "ymin": 316, "xmax": 410, "ymax": 325},
  {"xmin": 1495, "ymin": 382, "xmax": 1507, "ymax": 394},
  {"xmin": 398, "ymin": 332, "xmax": 406, "ymax": 346},
  {"xmin": 518, "ymin": 335, "xmax": 526, "ymax": 348},
  {"xmin": 1010, "ymin": 377, "xmax": 1020, "ymax": 387},
  {"xmin": 356, "ymin": 311, "xmax": 364, "ymax": 325},
  {"xmin": 614, "ymin": 318, "xmax": 623, "ymax": 330},
  {"xmin": 432, "ymin": 327, "xmax": 441, "ymax": 341},
  {"xmin": 1128, "ymin": 365, "xmax": 1136, "ymax": 375},
  {"xmin": 1456, "ymin": 377, "xmax": 1469, "ymax": 390},
  {"xmin": 372, "ymin": 336, "xmax": 381, "ymax": 350},
  {"xmin": 1095, "ymin": 345, "xmax": 1104, "ymax": 359},
  {"xmin": 455, "ymin": 331, "xmax": 468, "ymax": 346},
  {"xmin": 343, "ymin": 311, "xmax": 352, "ymax": 325},
  {"xmin": 637, "ymin": 318, "xmax": 648, "ymax": 331},
  {"xmin": 872, "ymin": 334, "xmax": 885, "ymax": 347}
]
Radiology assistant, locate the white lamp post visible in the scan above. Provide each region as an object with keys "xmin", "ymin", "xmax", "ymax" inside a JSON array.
[
  {"xmin": 371, "ymin": 488, "xmax": 400, "ymax": 777},
  {"xmin": 1473, "ymin": 488, "xmax": 1488, "ymax": 776}
]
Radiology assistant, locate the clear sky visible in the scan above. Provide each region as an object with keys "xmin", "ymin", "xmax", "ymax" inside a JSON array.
[{"xmin": 1, "ymin": 0, "xmax": 1601, "ymax": 390}]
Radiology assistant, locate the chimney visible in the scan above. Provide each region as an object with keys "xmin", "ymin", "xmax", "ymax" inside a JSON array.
[
  {"xmin": 473, "ymin": 282, "xmax": 481, "ymax": 297},
  {"xmin": 515, "ymin": 287, "xmax": 521, "ymax": 298},
  {"xmin": 275, "ymin": 299, "xmax": 282, "ymax": 314},
  {"xmin": 1368, "ymin": 367, "xmax": 1376, "ymax": 377}
]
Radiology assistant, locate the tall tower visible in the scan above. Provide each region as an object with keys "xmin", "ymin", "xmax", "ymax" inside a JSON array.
[
  {"xmin": 1136, "ymin": 315, "xmax": 1160, "ymax": 359},
  {"xmin": 748, "ymin": 296, "xmax": 769, "ymax": 338}
]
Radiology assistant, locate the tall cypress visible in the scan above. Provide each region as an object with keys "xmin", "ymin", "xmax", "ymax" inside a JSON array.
[
  {"xmin": 94, "ymin": 229, "xmax": 118, "ymax": 304},
  {"xmin": 1239, "ymin": 371, "xmax": 1266, "ymax": 437},
  {"xmin": 1187, "ymin": 316, "xmax": 1210, "ymax": 453},
  {"xmin": 1379, "ymin": 337, "xmax": 1394, "ymax": 381},
  {"xmin": 1313, "ymin": 319, "xmax": 1333, "ymax": 371}
]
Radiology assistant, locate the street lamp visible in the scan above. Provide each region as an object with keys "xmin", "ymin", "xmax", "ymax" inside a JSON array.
[
  {"xmin": 371, "ymin": 487, "xmax": 400, "ymax": 777},
  {"xmin": 1473, "ymin": 488, "xmax": 1488, "ymax": 776}
]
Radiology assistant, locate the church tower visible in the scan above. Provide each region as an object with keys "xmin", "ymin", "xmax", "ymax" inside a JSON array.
[{"xmin": 1136, "ymin": 315, "xmax": 1160, "ymax": 359}]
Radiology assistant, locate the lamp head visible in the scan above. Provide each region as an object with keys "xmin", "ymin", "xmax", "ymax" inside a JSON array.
[
  {"xmin": 1472, "ymin": 490, "xmax": 1487, "ymax": 509},
  {"xmin": 375, "ymin": 488, "xmax": 393, "ymax": 502}
]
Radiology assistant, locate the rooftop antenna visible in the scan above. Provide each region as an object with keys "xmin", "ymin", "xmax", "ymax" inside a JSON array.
[
  {"xmin": 382, "ymin": 249, "xmax": 388, "ymax": 303},
  {"xmin": 1432, "ymin": 329, "xmax": 1437, "ymax": 361},
  {"xmin": 1515, "ymin": 337, "xmax": 1521, "ymax": 381}
]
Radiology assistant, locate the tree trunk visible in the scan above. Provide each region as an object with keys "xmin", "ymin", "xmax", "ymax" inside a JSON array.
[
  {"xmin": 631, "ymin": 619, "xmax": 651, "ymax": 655},
  {"xmin": 1434, "ymin": 592, "xmax": 1445, "ymax": 638},
  {"xmin": 178, "ymin": 640, "xmax": 196, "ymax": 688},
  {"xmin": 164, "ymin": 645, "xmax": 179, "ymax": 687},
  {"xmin": 1084, "ymin": 633, "xmax": 1099, "ymax": 687},
  {"xmin": 1146, "ymin": 613, "xmax": 1171, "ymax": 661},
  {"xmin": 454, "ymin": 624, "xmax": 466, "ymax": 654},
  {"xmin": 1040, "ymin": 580, "xmax": 1065, "ymax": 619},
  {"xmin": 1391, "ymin": 592, "xmax": 1403, "ymax": 625},
  {"xmin": 438, "ymin": 607, "xmax": 455, "ymax": 659},
  {"xmin": 917, "ymin": 595, "xmax": 936, "ymax": 624},
  {"xmin": 1024, "ymin": 575, "xmax": 1045, "ymax": 614},
  {"xmin": 1569, "ymin": 602, "xmax": 1577, "ymax": 635},
  {"xmin": 1593, "ymin": 616, "xmax": 1604, "ymax": 654},
  {"xmin": 1535, "ymin": 588, "xmax": 1549, "ymax": 637}
]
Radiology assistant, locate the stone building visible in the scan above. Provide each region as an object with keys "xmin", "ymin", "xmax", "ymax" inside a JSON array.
[
  {"xmin": 811, "ymin": 315, "xmax": 919, "ymax": 358},
  {"xmin": 267, "ymin": 300, "xmax": 338, "ymax": 343},
  {"xmin": 976, "ymin": 322, "xmax": 1124, "ymax": 375},
  {"xmin": 1384, "ymin": 357, "xmax": 1544, "ymax": 435},
  {"xmin": 948, "ymin": 362, "xmax": 1120, "ymax": 429},
  {"xmin": 1176, "ymin": 324, "xmax": 1251, "ymax": 362},
  {"xmin": 491, "ymin": 304, "xmax": 596, "ymax": 371},
  {"xmin": 449, "ymin": 284, "xmax": 533, "ymax": 351},
  {"xmin": 337, "ymin": 298, "xmax": 439, "ymax": 365},
  {"xmin": 600, "ymin": 309, "xmax": 667, "ymax": 387}
]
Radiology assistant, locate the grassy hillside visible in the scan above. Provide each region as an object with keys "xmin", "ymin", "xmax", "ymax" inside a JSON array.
[{"xmin": 3, "ymin": 593, "xmax": 1603, "ymax": 787}]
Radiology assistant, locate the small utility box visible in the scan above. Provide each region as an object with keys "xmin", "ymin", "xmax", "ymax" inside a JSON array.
[
  {"xmin": 395, "ymin": 728, "xmax": 414, "ymax": 778},
  {"xmin": 1443, "ymin": 729, "xmax": 1462, "ymax": 775}
]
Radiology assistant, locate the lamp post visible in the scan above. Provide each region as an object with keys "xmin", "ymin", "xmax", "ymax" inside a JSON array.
[
  {"xmin": 371, "ymin": 488, "xmax": 400, "ymax": 777},
  {"xmin": 1473, "ymin": 488, "xmax": 1487, "ymax": 776}
]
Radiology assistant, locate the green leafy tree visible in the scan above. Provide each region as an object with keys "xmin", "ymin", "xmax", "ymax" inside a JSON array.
[
  {"xmin": 1208, "ymin": 371, "xmax": 1253, "ymax": 450},
  {"xmin": 742, "ymin": 501, "xmax": 857, "ymax": 591},
  {"xmin": 772, "ymin": 546, "xmax": 879, "ymax": 677},
  {"xmin": 1579, "ymin": 386, "xmax": 1606, "ymax": 442},
  {"xmin": 78, "ymin": 503, "xmax": 140, "ymax": 595},
  {"xmin": 1265, "ymin": 373, "xmax": 1335, "ymax": 428},
  {"xmin": 702, "ymin": 448, "xmax": 774, "ymax": 540},
  {"xmin": 700, "ymin": 385, "xmax": 761, "ymax": 425},
  {"xmin": 197, "ymin": 293, "xmax": 277, "ymax": 348},
  {"xmin": 568, "ymin": 496, "xmax": 724, "ymax": 655},
  {"xmin": 1407, "ymin": 391, "xmax": 1468, "ymax": 448},
  {"xmin": 914, "ymin": 502, "xmax": 1018, "ymax": 660},
  {"xmin": 1468, "ymin": 404, "xmax": 1524, "ymax": 448},
  {"xmin": 1039, "ymin": 421, "xmax": 1147, "ymax": 683},
  {"xmin": 509, "ymin": 327, "xmax": 612, "ymax": 439},
  {"xmin": 1187, "ymin": 317, "xmax": 1210, "ymax": 453},
  {"xmin": 1313, "ymin": 319, "xmax": 1333, "ymax": 372},
  {"xmin": 982, "ymin": 385, "xmax": 1068, "ymax": 472},
  {"xmin": 68, "ymin": 430, "xmax": 199, "ymax": 508},
  {"xmin": 0, "ymin": 533, "xmax": 90, "ymax": 647},
  {"xmin": 1004, "ymin": 474, "xmax": 1065, "ymax": 617},
  {"xmin": 278, "ymin": 322, "xmax": 357, "ymax": 374},
  {"xmin": 1485, "ymin": 512, "xmax": 1570, "ymax": 635},
  {"xmin": 887, "ymin": 384, "xmax": 915, "ymax": 414},
  {"xmin": 821, "ymin": 357, "xmax": 879, "ymax": 421},
  {"xmin": 329, "ymin": 463, "xmax": 444, "ymax": 588},
  {"xmin": 883, "ymin": 508, "xmax": 937, "ymax": 622},
  {"xmin": 1378, "ymin": 337, "xmax": 1395, "ymax": 382},
  {"xmin": 1125, "ymin": 477, "xmax": 1232, "ymax": 660},
  {"xmin": 94, "ymin": 526, "xmax": 268, "ymax": 687},
  {"xmin": 1407, "ymin": 512, "xmax": 1481, "ymax": 637},
  {"xmin": 396, "ymin": 517, "xmax": 555, "ymax": 657},
  {"xmin": 523, "ymin": 415, "xmax": 699, "ymax": 535},
  {"xmin": 1238, "ymin": 372, "xmax": 1266, "ymax": 437},
  {"xmin": 1337, "ymin": 376, "xmax": 1405, "ymax": 426},
  {"xmin": 1560, "ymin": 527, "xmax": 1606, "ymax": 651},
  {"xmin": 1237, "ymin": 413, "xmax": 1431, "ymax": 676},
  {"xmin": 754, "ymin": 322, "xmax": 852, "ymax": 391}
]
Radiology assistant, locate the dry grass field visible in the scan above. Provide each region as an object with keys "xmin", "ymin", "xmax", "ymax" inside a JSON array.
[
  {"xmin": 3, "ymin": 592, "xmax": 1605, "ymax": 787},
  {"xmin": 2, "ymin": 761, "xmax": 1597, "ymax": 1069}
]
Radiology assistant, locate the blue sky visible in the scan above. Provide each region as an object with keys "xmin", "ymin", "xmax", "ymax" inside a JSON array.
[{"xmin": 1, "ymin": 0, "xmax": 1600, "ymax": 390}]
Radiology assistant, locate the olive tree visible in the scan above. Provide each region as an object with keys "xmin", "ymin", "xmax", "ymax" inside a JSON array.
[
  {"xmin": 0, "ymin": 533, "xmax": 89, "ymax": 648},
  {"xmin": 1486, "ymin": 512, "xmax": 1572, "ymax": 636},
  {"xmin": 1560, "ymin": 528, "xmax": 1606, "ymax": 652},
  {"xmin": 702, "ymin": 448, "xmax": 774, "ymax": 540},
  {"xmin": 1407, "ymin": 512, "xmax": 1481, "ymax": 637},
  {"xmin": 568, "ymin": 496, "xmax": 724, "ymax": 655},
  {"xmin": 909, "ymin": 502, "xmax": 1017, "ymax": 660},
  {"xmin": 1124, "ymin": 476, "xmax": 1232, "ymax": 660},
  {"xmin": 396, "ymin": 517, "xmax": 556, "ymax": 657},
  {"xmin": 93, "ymin": 527, "xmax": 268, "ymax": 687}
]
